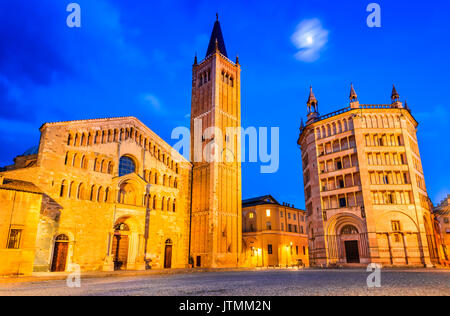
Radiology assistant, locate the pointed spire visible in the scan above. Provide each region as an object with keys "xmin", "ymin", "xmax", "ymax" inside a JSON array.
[
  {"xmin": 206, "ymin": 15, "xmax": 228, "ymax": 58},
  {"xmin": 236, "ymin": 55, "xmax": 239, "ymax": 65},
  {"xmin": 307, "ymin": 86, "xmax": 317, "ymax": 106},
  {"xmin": 350, "ymin": 83, "xmax": 358, "ymax": 102},
  {"xmin": 391, "ymin": 84, "xmax": 400, "ymax": 102},
  {"xmin": 194, "ymin": 53, "xmax": 198, "ymax": 66},
  {"xmin": 405, "ymin": 100, "xmax": 410, "ymax": 111},
  {"xmin": 300, "ymin": 118, "xmax": 305, "ymax": 130},
  {"xmin": 307, "ymin": 86, "xmax": 318, "ymax": 115}
]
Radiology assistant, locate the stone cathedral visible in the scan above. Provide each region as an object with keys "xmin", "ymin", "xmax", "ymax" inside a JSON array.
[{"xmin": 0, "ymin": 17, "xmax": 243, "ymax": 275}]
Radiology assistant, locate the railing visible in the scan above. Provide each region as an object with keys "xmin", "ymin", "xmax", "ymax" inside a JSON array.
[
  {"xmin": 316, "ymin": 104, "xmax": 400, "ymax": 122},
  {"xmin": 318, "ymin": 145, "xmax": 356, "ymax": 158},
  {"xmin": 317, "ymin": 107, "xmax": 352, "ymax": 121},
  {"xmin": 359, "ymin": 104, "xmax": 397, "ymax": 109}
]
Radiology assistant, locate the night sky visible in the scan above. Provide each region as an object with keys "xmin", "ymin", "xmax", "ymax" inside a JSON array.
[{"xmin": 1, "ymin": 1, "xmax": 449, "ymax": 207}]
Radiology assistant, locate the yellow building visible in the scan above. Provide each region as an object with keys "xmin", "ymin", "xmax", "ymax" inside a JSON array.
[
  {"xmin": 242, "ymin": 196, "xmax": 309, "ymax": 267},
  {"xmin": 434, "ymin": 196, "xmax": 450, "ymax": 264},
  {"xmin": 0, "ymin": 176, "xmax": 43, "ymax": 275},
  {"xmin": 1, "ymin": 117, "xmax": 192, "ymax": 274},
  {"xmin": 0, "ymin": 17, "xmax": 243, "ymax": 275},
  {"xmin": 297, "ymin": 85, "xmax": 437, "ymax": 267}
]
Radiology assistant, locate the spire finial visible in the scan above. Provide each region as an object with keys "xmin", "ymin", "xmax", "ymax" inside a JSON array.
[
  {"xmin": 391, "ymin": 84, "xmax": 400, "ymax": 102},
  {"xmin": 308, "ymin": 86, "xmax": 317, "ymax": 103},
  {"xmin": 236, "ymin": 54, "xmax": 239, "ymax": 65},
  {"xmin": 205, "ymin": 14, "xmax": 228, "ymax": 58},
  {"xmin": 194, "ymin": 53, "xmax": 198, "ymax": 66},
  {"xmin": 307, "ymin": 85, "xmax": 318, "ymax": 114},
  {"xmin": 350, "ymin": 83, "xmax": 358, "ymax": 102},
  {"xmin": 216, "ymin": 13, "xmax": 219, "ymax": 21}
]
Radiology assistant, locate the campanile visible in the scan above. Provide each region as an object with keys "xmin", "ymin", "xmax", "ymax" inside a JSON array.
[{"xmin": 190, "ymin": 15, "xmax": 242, "ymax": 268}]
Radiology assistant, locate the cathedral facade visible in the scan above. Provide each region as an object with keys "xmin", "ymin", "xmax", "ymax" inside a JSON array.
[
  {"xmin": 297, "ymin": 85, "xmax": 439, "ymax": 267},
  {"xmin": 0, "ymin": 17, "xmax": 243, "ymax": 275}
]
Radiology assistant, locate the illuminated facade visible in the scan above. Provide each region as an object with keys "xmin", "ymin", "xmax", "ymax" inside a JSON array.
[
  {"xmin": 242, "ymin": 196, "xmax": 309, "ymax": 267},
  {"xmin": 190, "ymin": 16, "xmax": 242, "ymax": 268},
  {"xmin": 433, "ymin": 196, "xmax": 450, "ymax": 265},
  {"xmin": 0, "ymin": 17, "xmax": 243, "ymax": 275},
  {"xmin": 297, "ymin": 85, "xmax": 437, "ymax": 267}
]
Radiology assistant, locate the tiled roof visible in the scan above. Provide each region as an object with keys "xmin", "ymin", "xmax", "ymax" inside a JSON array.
[
  {"xmin": 242, "ymin": 195, "xmax": 280, "ymax": 207},
  {"xmin": 0, "ymin": 178, "xmax": 43, "ymax": 195},
  {"xmin": 20, "ymin": 146, "xmax": 39, "ymax": 157}
]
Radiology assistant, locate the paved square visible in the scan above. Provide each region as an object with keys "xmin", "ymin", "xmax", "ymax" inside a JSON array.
[{"xmin": 0, "ymin": 269, "xmax": 449, "ymax": 296}]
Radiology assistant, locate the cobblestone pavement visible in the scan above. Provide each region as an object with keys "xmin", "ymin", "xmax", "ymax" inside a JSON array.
[{"xmin": 0, "ymin": 269, "xmax": 448, "ymax": 296}]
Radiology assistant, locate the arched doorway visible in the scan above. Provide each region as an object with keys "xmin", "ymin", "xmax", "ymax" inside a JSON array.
[
  {"xmin": 112, "ymin": 223, "xmax": 130, "ymax": 271},
  {"xmin": 341, "ymin": 225, "xmax": 360, "ymax": 264},
  {"xmin": 51, "ymin": 234, "xmax": 69, "ymax": 272},
  {"xmin": 164, "ymin": 239, "xmax": 173, "ymax": 269}
]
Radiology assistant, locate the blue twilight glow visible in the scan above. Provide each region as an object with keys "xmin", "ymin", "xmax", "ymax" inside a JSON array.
[{"xmin": 0, "ymin": 0, "xmax": 449, "ymax": 207}]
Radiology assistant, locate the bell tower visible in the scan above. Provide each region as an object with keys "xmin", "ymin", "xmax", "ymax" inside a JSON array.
[{"xmin": 190, "ymin": 15, "xmax": 242, "ymax": 268}]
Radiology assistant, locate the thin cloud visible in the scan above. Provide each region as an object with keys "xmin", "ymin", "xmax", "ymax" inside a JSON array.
[
  {"xmin": 291, "ymin": 19, "xmax": 329, "ymax": 62},
  {"xmin": 140, "ymin": 93, "xmax": 165, "ymax": 114}
]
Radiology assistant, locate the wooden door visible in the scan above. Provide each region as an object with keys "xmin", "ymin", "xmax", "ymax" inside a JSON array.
[
  {"xmin": 345, "ymin": 241, "xmax": 360, "ymax": 264},
  {"xmin": 112, "ymin": 235, "xmax": 129, "ymax": 270},
  {"xmin": 51, "ymin": 242, "xmax": 69, "ymax": 272},
  {"xmin": 164, "ymin": 245, "xmax": 172, "ymax": 269}
]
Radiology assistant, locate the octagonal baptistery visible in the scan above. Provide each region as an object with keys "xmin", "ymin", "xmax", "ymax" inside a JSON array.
[
  {"xmin": 0, "ymin": 117, "xmax": 192, "ymax": 272},
  {"xmin": 297, "ymin": 86, "xmax": 437, "ymax": 267}
]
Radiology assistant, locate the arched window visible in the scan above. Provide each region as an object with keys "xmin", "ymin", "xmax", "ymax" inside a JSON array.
[
  {"xmin": 101, "ymin": 160, "xmax": 106, "ymax": 173},
  {"xmin": 60, "ymin": 180, "xmax": 67, "ymax": 198},
  {"xmin": 69, "ymin": 181, "xmax": 75, "ymax": 198},
  {"xmin": 56, "ymin": 234, "xmax": 69, "ymax": 242},
  {"xmin": 98, "ymin": 187, "xmax": 105, "ymax": 203},
  {"xmin": 90, "ymin": 185, "xmax": 96, "ymax": 201},
  {"xmin": 77, "ymin": 183, "xmax": 86, "ymax": 200},
  {"xmin": 341, "ymin": 225, "xmax": 358, "ymax": 235},
  {"xmin": 173, "ymin": 199, "xmax": 176, "ymax": 212},
  {"xmin": 64, "ymin": 152, "xmax": 69, "ymax": 165},
  {"xmin": 72, "ymin": 154, "xmax": 78, "ymax": 167},
  {"xmin": 81, "ymin": 156, "xmax": 87, "ymax": 169},
  {"xmin": 119, "ymin": 156, "xmax": 136, "ymax": 177},
  {"xmin": 118, "ymin": 182, "xmax": 136, "ymax": 205},
  {"xmin": 108, "ymin": 162, "xmax": 113, "ymax": 174},
  {"xmin": 105, "ymin": 188, "xmax": 111, "ymax": 203},
  {"xmin": 114, "ymin": 223, "xmax": 130, "ymax": 232},
  {"xmin": 166, "ymin": 239, "xmax": 173, "ymax": 245}
]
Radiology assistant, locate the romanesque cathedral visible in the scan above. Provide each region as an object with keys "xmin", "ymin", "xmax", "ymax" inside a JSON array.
[{"xmin": 0, "ymin": 17, "xmax": 444, "ymax": 276}]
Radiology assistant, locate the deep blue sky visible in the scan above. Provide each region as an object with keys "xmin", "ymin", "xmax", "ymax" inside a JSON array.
[{"xmin": 1, "ymin": 1, "xmax": 449, "ymax": 207}]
